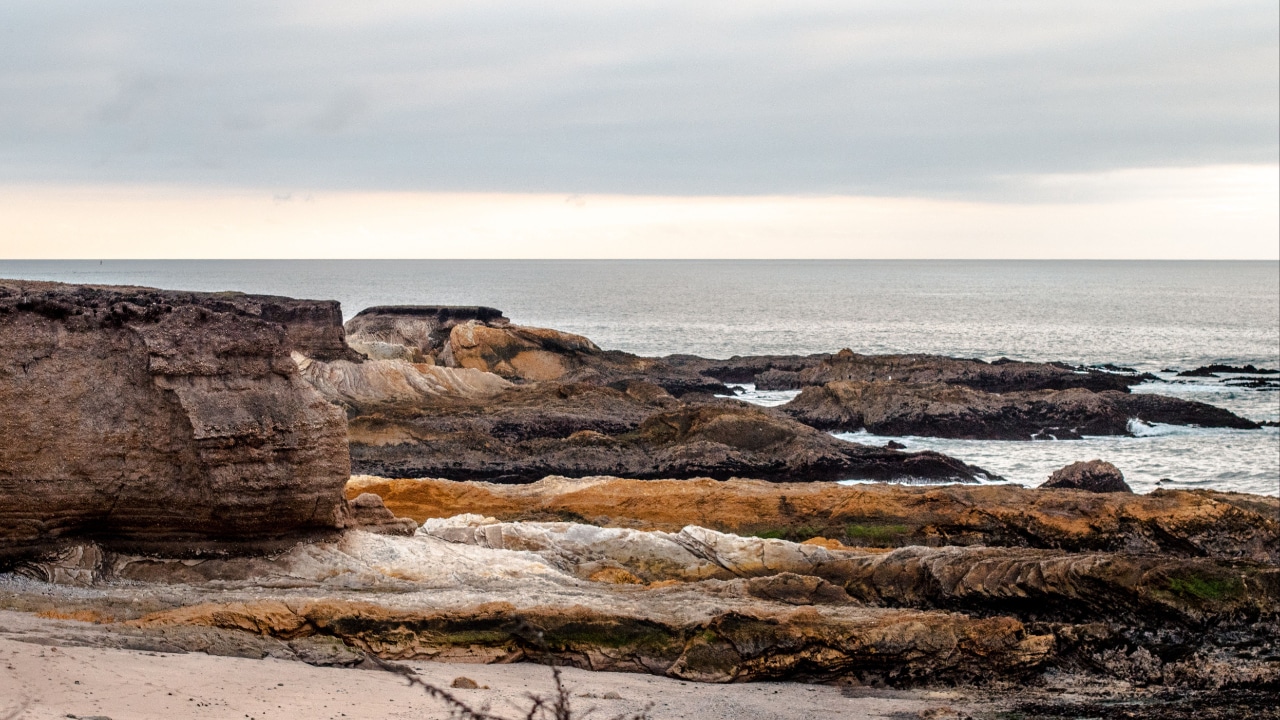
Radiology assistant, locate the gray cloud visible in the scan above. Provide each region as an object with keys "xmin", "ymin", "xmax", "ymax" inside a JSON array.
[{"xmin": 0, "ymin": 1, "xmax": 1275, "ymax": 198}]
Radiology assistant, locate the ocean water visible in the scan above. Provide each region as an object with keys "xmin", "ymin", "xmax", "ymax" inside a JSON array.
[{"xmin": 3, "ymin": 260, "xmax": 1277, "ymax": 495}]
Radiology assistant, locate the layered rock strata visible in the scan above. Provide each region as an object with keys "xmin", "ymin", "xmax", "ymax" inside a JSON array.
[
  {"xmin": 0, "ymin": 280, "xmax": 354, "ymax": 560},
  {"xmin": 4, "ymin": 520, "xmax": 1274, "ymax": 688},
  {"xmin": 780, "ymin": 381, "xmax": 1258, "ymax": 439},
  {"xmin": 347, "ymin": 475, "xmax": 1280, "ymax": 563}
]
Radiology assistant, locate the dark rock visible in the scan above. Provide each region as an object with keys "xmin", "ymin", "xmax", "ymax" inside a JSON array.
[
  {"xmin": 0, "ymin": 280, "xmax": 352, "ymax": 562},
  {"xmin": 779, "ymin": 381, "xmax": 1258, "ymax": 440},
  {"xmin": 753, "ymin": 352, "xmax": 1149, "ymax": 393},
  {"xmin": 348, "ymin": 386, "xmax": 994, "ymax": 484},
  {"xmin": 1041, "ymin": 460, "xmax": 1132, "ymax": 493},
  {"xmin": 1179, "ymin": 364, "xmax": 1280, "ymax": 376},
  {"xmin": 884, "ymin": 441, "xmax": 906, "ymax": 449}
]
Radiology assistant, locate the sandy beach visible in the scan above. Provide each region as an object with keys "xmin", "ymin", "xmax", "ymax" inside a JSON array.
[{"xmin": 0, "ymin": 611, "xmax": 971, "ymax": 720}]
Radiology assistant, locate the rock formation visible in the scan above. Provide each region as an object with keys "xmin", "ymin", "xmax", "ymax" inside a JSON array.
[
  {"xmin": 1041, "ymin": 460, "xmax": 1132, "ymax": 493},
  {"xmin": 780, "ymin": 381, "xmax": 1258, "ymax": 439},
  {"xmin": 347, "ymin": 389, "xmax": 992, "ymax": 483},
  {"xmin": 0, "ymin": 280, "xmax": 353, "ymax": 561},
  {"xmin": 343, "ymin": 305, "xmax": 509, "ymax": 362},
  {"xmin": 752, "ymin": 350, "xmax": 1150, "ymax": 392},
  {"xmin": 347, "ymin": 475, "xmax": 1280, "ymax": 563}
]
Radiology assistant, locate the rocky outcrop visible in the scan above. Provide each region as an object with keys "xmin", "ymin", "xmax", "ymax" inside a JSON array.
[
  {"xmin": 1042, "ymin": 460, "xmax": 1132, "ymax": 493},
  {"xmin": 7, "ymin": 520, "xmax": 1274, "ymax": 688},
  {"xmin": 443, "ymin": 321, "xmax": 602, "ymax": 382},
  {"xmin": 344, "ymin": 305, "xmax": 508, "ymax": 362},
  {"xmin": 345, "ymin": 493, "xmax": 418, "ymax": 536},
  {"xmin": 779, "ymin": 381, "xmax": 1259, "ymax": 439},
  {"xmin": 348, "ymin": 390, "xmax": 992, "ymax": 483},
  {"xmin": 0, "ymin": 280, "xmax": 353, "ymax": 560},
  {"xmin": 754, "ymin": 350, "xmax": 1149, "ymax": 393},
  {"xmin": 293, "ymin": 351, "xmax": 511, "ymax": 413},
  {"xmin": 347, "ymin": 476, "xmax": 1280, "ymax": 563}
]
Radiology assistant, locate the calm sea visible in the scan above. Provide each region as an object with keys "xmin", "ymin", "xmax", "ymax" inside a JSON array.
[{"xmin": 3, "ymin": 260, "xmax": 1277, "ymax": 495}]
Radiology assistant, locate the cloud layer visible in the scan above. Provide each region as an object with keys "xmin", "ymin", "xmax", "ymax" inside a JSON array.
[{"xmin": 2, "ymin": 1, "xmax": 1276, "ymax": 198}]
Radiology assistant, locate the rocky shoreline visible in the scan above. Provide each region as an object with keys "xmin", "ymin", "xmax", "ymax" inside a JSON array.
[{"xmin": 1, "ymin": 280, "xmax": 1276, "ymax": 718}]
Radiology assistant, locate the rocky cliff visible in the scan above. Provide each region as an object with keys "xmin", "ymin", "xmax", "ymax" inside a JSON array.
[{"xmin": 0, "ymin": 280, "xmax": 354, "ymax": 560}]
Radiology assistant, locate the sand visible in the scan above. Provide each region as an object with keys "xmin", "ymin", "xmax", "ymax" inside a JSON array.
[{"xmin": 0, "ymin": 611, "xmax": 973, "ymax": 720}]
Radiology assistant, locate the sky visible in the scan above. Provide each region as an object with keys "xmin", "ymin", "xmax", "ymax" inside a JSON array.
[{"xmin": 1, "ymin": 1, "xmax": 1277, "ymax": 258}]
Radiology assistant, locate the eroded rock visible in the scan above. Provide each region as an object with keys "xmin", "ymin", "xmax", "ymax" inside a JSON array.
[{"xmin": 0, "ymin": 280, "xmax": 353, "ymax": 561}]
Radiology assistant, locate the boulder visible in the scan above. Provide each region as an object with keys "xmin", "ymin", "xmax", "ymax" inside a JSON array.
[
  {"xmin": 1041, "ymin": 460, "xmax": 1133, "ymax": 493},
  {"xmin": 346, "ymin": 493, "xmax": 418, "ymax": 536},
  {"xmin": 0, "ymin": 280, "xmax": 353, "ymax": 560}
]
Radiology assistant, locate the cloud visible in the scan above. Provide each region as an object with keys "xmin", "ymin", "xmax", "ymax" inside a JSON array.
[{"xmin": 0, "ymin": 1, "xmax": 1275, "ymax": 198}]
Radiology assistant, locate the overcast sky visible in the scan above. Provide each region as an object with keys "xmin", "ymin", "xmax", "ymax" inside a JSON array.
[{"xmin": 1, "ymin": 1, "xmax": 1277, "ymax": 257}]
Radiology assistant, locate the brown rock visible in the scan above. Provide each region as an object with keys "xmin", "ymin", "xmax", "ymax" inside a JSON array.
[
  {"xmin": 450, "ymin": 676, "xmax": 480, "ymax": 689},
  {"xmin": 345, "ymin": 493, "xmax": 418, "ymax": 536},
  {"xmin": 0, "ymin": 280, "xmax": 352, "ymax": 561},
  {"xmin": 1041, "ymin": 460, "xmax": 1133, "ymax": 493}
]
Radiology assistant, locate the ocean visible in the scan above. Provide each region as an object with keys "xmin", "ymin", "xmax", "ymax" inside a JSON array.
[{"xmin": 3, "ymin": 259, "xmax": 1277, "ymax": 495}]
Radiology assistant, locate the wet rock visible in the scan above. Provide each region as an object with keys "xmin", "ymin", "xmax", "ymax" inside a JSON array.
[
  {"xmin": 0, "ymin": 280, "xmax": 352, "ymax": 562},
  {"xmin": 1041, "ymin": 460, "xmax": 1132, "ymax": 493},
  {"xmin": 780, "ymin": 381, "xmax": 1259, "ymax": 439},
  {"xmin": 1178, "ymin": 364, "xmax": 1279, "ymax": 377},
  {"xmin": 752, "ymin": 352, "xmax": 1147, "ymax": 393}
]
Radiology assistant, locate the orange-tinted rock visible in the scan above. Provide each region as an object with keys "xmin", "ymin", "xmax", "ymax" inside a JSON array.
[{"xmin": 346, "ymin": 475, "xmax": 1279, "ymax": 562}]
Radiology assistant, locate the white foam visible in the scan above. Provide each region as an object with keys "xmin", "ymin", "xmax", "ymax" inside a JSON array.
[{"xmin": 715, "ymin": 383, "xmax": 802, "ymax": 408}]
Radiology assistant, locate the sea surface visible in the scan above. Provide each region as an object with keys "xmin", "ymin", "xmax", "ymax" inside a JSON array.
[{"xmin": 3, "ymin": 260, "xmax": 1277, "ymax": 495}]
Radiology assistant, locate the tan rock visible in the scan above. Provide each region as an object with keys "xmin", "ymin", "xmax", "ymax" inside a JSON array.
[{"xmin": 445, "ymin": 321, "xmax": 600, "ymax": 381}]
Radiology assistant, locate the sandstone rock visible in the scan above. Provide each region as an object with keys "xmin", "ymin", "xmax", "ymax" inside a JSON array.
[
  {"xmin": 344, "ymin": 305, "xmax": 509, "ymax": 363},
  {"xmin": 0, "ymin": 280, "xmax": 352, "ymax": 561},
  {"xmin": 444, "ymin": 320, "xmax": 601, "ymax": 382},
  {"xmin": 293, "ymin": 352, "xmax": 511, "ymax": 413},
  {"xmin": 346, "ymin": 493, "xmax": 418, "ymax": 536},
  {"xmin": 1041, "ymin": 460, "xmax": 1132, "ymax": 493},
  {"xmin": 780, "ymin": 381, "xmax": 1258, "ymax": 439},
  {"xmin": 347, "ymin": 475, "xmax": 1280, "ymax": 563}
]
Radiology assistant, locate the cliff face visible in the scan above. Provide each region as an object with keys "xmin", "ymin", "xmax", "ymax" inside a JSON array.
[{"xmin": 0, "ymin": 280, "xmax": 352, "ymax": 559}]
